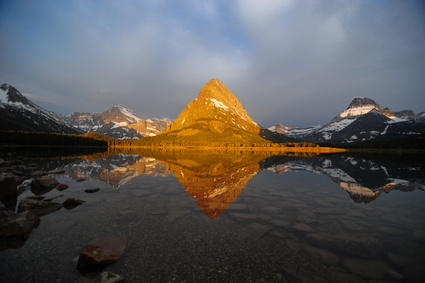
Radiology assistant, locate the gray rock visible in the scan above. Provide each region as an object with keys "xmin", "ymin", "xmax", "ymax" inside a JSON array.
[{"xmin": 85, "ymin": 188, "xmax": 100, "ymax": 193}]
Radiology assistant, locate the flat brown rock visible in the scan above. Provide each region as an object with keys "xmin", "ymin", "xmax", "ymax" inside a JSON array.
[{"xmin": 77, "ymin": 236, "xmax": 127, "ymax": 269}]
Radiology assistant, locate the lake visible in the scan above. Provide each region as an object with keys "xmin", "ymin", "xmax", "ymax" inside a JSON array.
[{"xmin": 1, "ymin": 149, "xmax": 424, "ymax": 282}]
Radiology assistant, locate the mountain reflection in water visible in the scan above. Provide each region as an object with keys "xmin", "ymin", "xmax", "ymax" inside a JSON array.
[{"xmin": 32, "ymin": 149, "xmax": 425, "ymax": 213}]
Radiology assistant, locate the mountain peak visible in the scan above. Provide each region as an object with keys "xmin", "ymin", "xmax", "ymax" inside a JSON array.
[
  {"xmin": 339, "ymin": 97, "xmax": 384, "ymax": 118},
  {"xmin": 162, "ymin": 78, "xmax": 261, "ymax": 138},
  {"xmin": 348, "ymin": 97, "xmax": 380, "ymax": 109},
  {"xmin": 101, "ymin": 105, "xmax": 142, "ymax": 125},
  {"xmin": 196, "ymin": 78, "xmax": 244, "ymax": 112},
  {"xmin": 1, "ymin": 83, "xmax": 32, "ymax": 106}
]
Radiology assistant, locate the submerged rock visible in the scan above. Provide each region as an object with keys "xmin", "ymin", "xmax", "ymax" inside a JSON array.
[
  {"xmin": 0, "ymin": 209, "xmax": 40, "ymax": 249},
  {"xmin": 85, "ymin": 188, "xmax": 100, "ymax": 193},
  {"xmin": 77, "ymin": 236, "xmax": 127, "ymax": 269},
  {"xmin": 100, "ymin": 271, "xmax": 125, "ymax": 283},
  {"xmin": 56, "ymin": 184, "xmax": 69, "ymax": 191},
  {"xmin": 63, "ymin": 198, "xmax": 85, "ymax": 210},
  {"xmin": 18, "ymin": 198, "xmax": 63, "ymax": 216}
]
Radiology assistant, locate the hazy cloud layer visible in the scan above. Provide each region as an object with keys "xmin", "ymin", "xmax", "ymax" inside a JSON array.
[{"xmin": 1, "ymin": 0, "xmax": 424, "ymax": 127}]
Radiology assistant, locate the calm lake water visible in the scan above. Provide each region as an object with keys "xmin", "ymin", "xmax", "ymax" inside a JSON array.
[{"xmin": 1, "ymin": 149, "xmax": 424, "ymax": 282}]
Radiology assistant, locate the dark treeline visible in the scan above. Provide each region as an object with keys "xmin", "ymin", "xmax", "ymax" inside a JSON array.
[
  {"xmin": 319, "ymin": 134, "xmax": 425, "ymax": 150},
  {"xmin": 0, "ymin": 130, "xmax": 326, "ymax": 150},
  {"xmin": 0, "ymin": 131, "xmax": 108, "ymax": 147}
]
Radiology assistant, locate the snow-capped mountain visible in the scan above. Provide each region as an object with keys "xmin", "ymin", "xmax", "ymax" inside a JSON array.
[
  {"xmin": 100, "ymin": 105, "xmax": 142, "ymax": 126},
  {"xmin": 60, "ymin": 106, "xmax": 146, "ymax": 139},
  {"xmin": 0, "ymin": 83, "xmax": 171, "ymax": 139},
  {"xmin": 63, "ymin": 111, "xmax": 172, "ymax": 139},
  {"xmin": 95, "ymin": 122, "xmax": 142, "ymax": 140},
  {"xmin": 0, "ymin": 83, "xmax": 81, "ymax": 134},
  {"xmin": 269, "ymin": 97, "xmax": 425, "ymax": 144},
  {"xmin": 146, "ymin": 118, "xmax": 172, "ymax": 132},
  {"xmin": 268, "ymin": 122, "xmax": 321, "ymax": 139},
  {"xmin": 59, "ymin": 106, "xmax": 172, "ymax": 139}
]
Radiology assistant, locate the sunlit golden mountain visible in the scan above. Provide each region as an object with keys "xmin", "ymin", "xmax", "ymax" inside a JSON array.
[{"xmin": 140, "ymin": 79, "xmax": 281, "ymax": 147}]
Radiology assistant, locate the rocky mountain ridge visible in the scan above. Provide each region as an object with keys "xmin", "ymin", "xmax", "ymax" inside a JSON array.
[
  {"xmin": 57, "ymin": 105, "xmax": 171, "ymax": 139},
  {"xmin": 0, "ymin": 83, "xmax": 172, "ymax": 139},
  {"xmin": 2, "ymin": 82, "xmax": 423, "ymax": 145},
  {"xmin": 269, "ymin": 97, "xmax": 425, "ymax": 144},
  {"xmin": 0, "ymin": 83, "xmax": 81, "ymax": 134}
]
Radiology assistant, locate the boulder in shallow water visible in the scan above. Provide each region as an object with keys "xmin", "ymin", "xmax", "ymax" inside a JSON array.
[
  {"xmin": 31, "ymin": 175, "xmax": 60, "ymax": 195},
  {"xmin": 0, "ymin": 209, "xmax": 40, "ymax": 249},
  {"xmin": 77, "ymin": 236, "xmax": 127, "ymax": 269}
]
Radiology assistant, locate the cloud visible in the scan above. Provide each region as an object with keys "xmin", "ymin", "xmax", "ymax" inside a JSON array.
[{"xmin": 0, "ymin": 0, "xmax": 424, "ymax": 126}]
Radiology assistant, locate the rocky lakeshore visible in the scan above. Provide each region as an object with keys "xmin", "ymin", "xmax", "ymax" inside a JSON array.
[{"xmin": 0, "ymin": 153, "xmax": 128, "ymax": 282}]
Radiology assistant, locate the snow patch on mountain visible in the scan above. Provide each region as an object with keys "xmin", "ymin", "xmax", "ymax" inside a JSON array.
[
  {"xmin": 208, "ymin": 98, "xmax": 229, "ymax": 110},
  {"xmin": 115, "ymin": 105, "xmax": 142, "ymax": 124},
  {"xmin": 339, "ymin": 105, "xmax": 376, "ymax": 118}
]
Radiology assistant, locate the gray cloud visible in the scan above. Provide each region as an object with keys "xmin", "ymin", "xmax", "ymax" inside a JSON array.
[{"xmin": 1, "ymin": 0, "xmax": 424, "ymax": 127}]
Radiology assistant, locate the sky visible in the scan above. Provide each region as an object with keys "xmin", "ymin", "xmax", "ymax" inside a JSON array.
[{"xmin": 1, "ymin": 0, "xmax": 424, "ymax": 127}]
